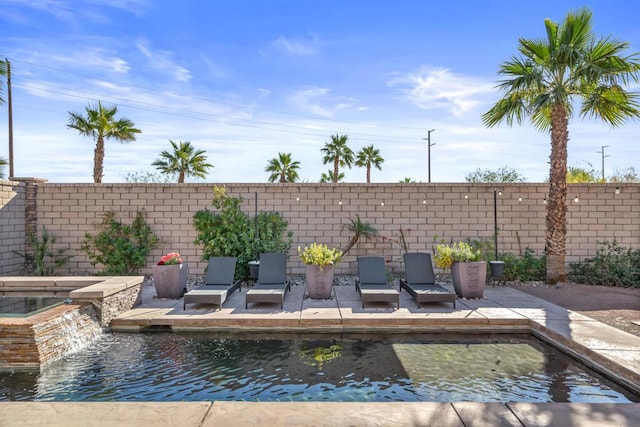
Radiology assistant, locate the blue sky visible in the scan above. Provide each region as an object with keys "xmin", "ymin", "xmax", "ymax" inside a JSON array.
[{"xmin": 1, "ymin": 0, "xmax": 639, "ymax": 183}]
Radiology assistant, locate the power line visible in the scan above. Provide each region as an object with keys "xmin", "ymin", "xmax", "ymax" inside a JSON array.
[
  {"xmin": 11, "ymin": 78, "xmax": 420, "ymax": 142},
  {"xmin": 9, "ymin": 58, "xmax": 428, "ymax": 132}
]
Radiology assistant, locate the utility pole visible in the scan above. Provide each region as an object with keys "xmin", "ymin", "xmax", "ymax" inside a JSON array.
[
  {"xmin": 6, "ymin": 58, "xmax": 13, "ymax": 178},
  {"xmin": 596, "ymin": 145, "xmax": 609, "ymax": 182},
  {"xmin": 422, "ymin": 129, "xmax": 435, "ymax": 183}
]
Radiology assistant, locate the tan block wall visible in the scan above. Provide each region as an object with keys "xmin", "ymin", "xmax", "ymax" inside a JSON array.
[
  {"xmin": 0, "ymin": 179, "xmax": 26, "ymax": 275},
  {"xmin": 29, "ymin": 182, "xmax": 640, "ymax": 277}
]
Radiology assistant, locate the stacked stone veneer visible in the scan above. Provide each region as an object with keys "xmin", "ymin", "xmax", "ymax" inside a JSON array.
[
  {"xmin": 69, "ymin": 277, "xmax": 144, "ymax": 328},
  {"xmin": 2, "ymin": 180, "xmax": 639, "ymax": 276},
  {"xmin": 0, "ymin": 304, "xmax": 100, "ymax": 370}
]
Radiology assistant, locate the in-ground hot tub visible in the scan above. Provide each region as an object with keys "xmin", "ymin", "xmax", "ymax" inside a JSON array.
[
  {"xmin": 0, "ymin": 296, "xmax": 66, "ymax": 317},
  {"xmin": 0, "ymin": 276, "xmax": 144, "ymax": 369}
]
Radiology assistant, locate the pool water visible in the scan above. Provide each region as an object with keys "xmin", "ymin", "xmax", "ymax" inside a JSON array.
[{"xmin": 0, "ymin": 333, "xmax": 636, "ymax": 403}]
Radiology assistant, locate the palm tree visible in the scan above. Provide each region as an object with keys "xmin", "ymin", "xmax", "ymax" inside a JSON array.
[
  {"xmin": 67, "ymin": 102, "xmax": 141, "ymax": 183},
  {"xmin": 341, "ymin": 215, "xmax": 378, "ymax": 255},
  {"xmin": 265, "ymin": 152, "xmax": 301, "ymax": 183},
  {"xmin": 321, "ymin": 134, "xmax": 354, "ymax": 183},
  {"xmin": 152, "ymin": 140, "xmax": 213, "ymax": 183},
  {"xmin": 482, "ymin": 8, "xmax": 640, "ymax": 284},
  {"xmin": 355, "ymin": 145, "xmax": 384, "ymax": 183},
  {"xmin": 320, "ymin": 169, "xmax": 344, "ymax": 183},
  {"xmin": 0, "ymin": 157, "xmax": 7, "ymax": 179},
  {"xmin": 399, "ymin": 177, "xmax": 416, "ymax": 183}
]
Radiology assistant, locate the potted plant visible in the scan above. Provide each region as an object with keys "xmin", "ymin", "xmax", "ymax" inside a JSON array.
[
  {"xmin": 152, "ymin": 252, "xmax": 188, "ymax": 299},
  {"xmin": 298, "ymin": 243, "xmax": 342, "ymax": 299},
  {"xmin": 434, "ymin": 241, "xmax": 486, "ymax": 298}
]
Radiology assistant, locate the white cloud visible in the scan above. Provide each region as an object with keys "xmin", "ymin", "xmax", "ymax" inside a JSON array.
[
  {"xmin": 0, "ymin": 0, "xmax": 148, "ymax": 25},
  {"xmin": 198, "ymin": 54, "xmax": 228, "ymax": 79},
  {"xmin": 388, "ymin": 67, "xmax": 495, "ymax": 116},
  {"xmin": 136, "ymin": 40, "xmax": 191, "ymax": 82},
  {"xmin": 10, "ymin": 44, "xmax": 130, "ymax": 76},
  {"xmin": 270, "ymin": 35, "xmax": 319, "ymax": 56},
  {"xmin": 288, "ymin": 87, "xmax": 355, "ymax": 117}
]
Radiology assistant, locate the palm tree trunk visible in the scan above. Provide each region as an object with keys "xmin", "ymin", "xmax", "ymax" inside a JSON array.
[
  {"xmin": 333, "ymin": 157, "xmax": 339, "ymax": 183},
  {"xmin": 366, "ymin": 165, "xmax": 371, "ymax": 183},
  {"xmin": 342, "ymin": 235, "xmax": 359, "ymax": 255},
  {"xmin": 94, "ymin": 135, "xmax": 105, "ymax": 183},
  {"xmin": 545, "ymin": 103, "xmax": 569, "ymax": 284},
  {"xmin": 178, "ymin": 171, "xmax": 185, "ymax": 183}
]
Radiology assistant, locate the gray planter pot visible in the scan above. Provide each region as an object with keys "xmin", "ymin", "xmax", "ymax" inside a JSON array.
[
  {"xmin": 489, "ymin": 261, "xmax": 505, "ymax": 278},
  {"xmin": 305, "ymin": 264, "xmax": 335, "ymax": 299},
  {"xmin": 451, "ymin": 261, "xmax": 487, "ymax": 299},
  {"xmin": 248, "ymin": 261, "xmax": 260, "ymax": 280},
  {"xmin": 152, "ymin": 262, "xmax": 188, "ymax": 299}
]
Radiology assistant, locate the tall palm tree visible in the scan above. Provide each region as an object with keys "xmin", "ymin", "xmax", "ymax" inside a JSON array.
[
  {"xmin": 321, "ymin": 134, "xmax": 354, "ymax": 183},
  {"xmin": 355, "ymin": 145, "xmax": 384, "ymax": 183},
  {"xmin": 482, "ymin": 8, "xmax": 640, "ymax": 284},
  {"xmin": 152, "ymin": 140, "xmax": 213, "ymax": 183},
  {"xmin": 67, "ymin": 102, "xmax": 141, "ymax": 183},
  {"xmin": 320, "ymin": 169, "xmax": 344, "ymax": 183},
  {"xmin": 265, "ymin": 152, "xmax": 301, "ymax": 183}
]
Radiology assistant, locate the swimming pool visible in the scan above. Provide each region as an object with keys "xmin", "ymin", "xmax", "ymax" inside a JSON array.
[{"xmin": 0, "ymin": 332, "xmax": 636, "ymax": 403}]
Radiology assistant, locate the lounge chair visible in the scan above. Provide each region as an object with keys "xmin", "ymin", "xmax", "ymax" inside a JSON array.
[
  {"xmin": 183, "ymin": 257, "xmax": 241, "ymax": 310},
  {"xmin": 400, "ymin": 252, "xmax": 456, "ymax": 308},
  {"xmin": 355, "ymin": 256, "xmax": 399, "ymax": 309},
  {"xmin": 245, "ymin": 253, "xmax": 290, "ymax": 309}
]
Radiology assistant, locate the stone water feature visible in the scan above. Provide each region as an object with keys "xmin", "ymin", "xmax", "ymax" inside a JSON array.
[{"xmin": 0, "ymin": 276, "xmax": 144, "ymax": 370}]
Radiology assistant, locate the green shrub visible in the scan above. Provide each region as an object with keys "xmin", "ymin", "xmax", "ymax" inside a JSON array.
[
  {"xmin": 499, "ymin": 248, "xmax": 546, "ymax": 282},
  {"xmin": 193, "ymin": 186, "xmax": 293, "ymax": 278},
  {"xmin": 467, "ymin": 236, "xmax": 497, "ymax": 262},
  {"xmin": 490, "ymin": 248, "xmax": 547, "ymax": 282},
  {"xmin": 569, "ymin": 240, "xmax": 640, "ymax": 288},
  {"xmin": 81, "ymin": 211, "xmax": 160, "ymax": 275}
]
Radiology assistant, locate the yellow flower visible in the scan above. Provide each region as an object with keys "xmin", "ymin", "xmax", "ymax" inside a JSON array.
[
  {"xmin": 298, "ymin": 243, "xmax": 342, "ymax": 271},
  {"xmin": 434, "ymin": 241, "xmax": 481, "ymax": 269}
]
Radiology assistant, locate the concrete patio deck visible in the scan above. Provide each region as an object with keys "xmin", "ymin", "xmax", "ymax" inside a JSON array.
[{"xmin": 2, "ymin": 281, "xmax": 640, "ymax": 426}]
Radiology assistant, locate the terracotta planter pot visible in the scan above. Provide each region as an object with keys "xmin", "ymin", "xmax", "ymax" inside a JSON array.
[
  {"xmin": 451, "ymin": 261, "xmax": 487, "ymax": 299},
  {"xmin": 153, "ymin": 262, "xmax": 188, "ymax": 299},
  {"xmin": 305, "ymin": 264, "xmax": 335, "ymax": 299}
]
